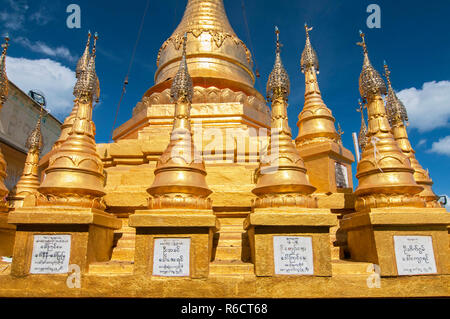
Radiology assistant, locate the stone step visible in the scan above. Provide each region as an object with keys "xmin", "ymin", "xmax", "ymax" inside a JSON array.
[
  {"xmin": 217, "ymin": 232, "xmax": 245, "ymax": 240},
  {"xmin": 210, "ymin": 261, "xmax": 254, "ymax": 275},
  {"xmin": 219, "ymin": 227, "xmax": 245, "ymax": 234},
  {"xmin": 214, "ymin": 246, "xmax": 244, "ymax": 261},
  {"xmin": 111, "ymin": 248, "xmax": 134, "ymax": 261},
  {"xmin": 331, "ymin": 260, "xmax": 376, "ymax": 275},
  {"xmin": 216, "ymin": 216, "xmax": 247, "ymax": 225},
  {"xmin": 216, "ymin": 239, "xmax": 242, "ymax": 247},
  {"xmin": 89, "ymin": 261, "xmax": 134, "ymax": 275}
]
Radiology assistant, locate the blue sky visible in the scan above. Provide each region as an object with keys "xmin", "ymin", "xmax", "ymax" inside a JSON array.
[{"xmin": 1, "ymin": 0, "xmax": 449, "ymax": 206}]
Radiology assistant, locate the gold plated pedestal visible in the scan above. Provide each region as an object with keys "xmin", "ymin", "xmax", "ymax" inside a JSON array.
[
  {"xmin": 129, "ymin": 209, "xmax": 219, "ymax": 278},
  {"xmin": 8, "ymin": 206, "xmax": 121, "ymax": 276},
  {"xmin": 0, "ymin": 208, "xmax": 15, "ymax": 257},
  {"xmin": 298, "ymin": 142, "xmax": 355, "ymax": 209},
  {"xmin": 341, "ymin": 207, "xmax": 450, "ymax": 277},
  {"xmin": 245, "ymin": 207, "xmax": 336, "ymax": 277}
]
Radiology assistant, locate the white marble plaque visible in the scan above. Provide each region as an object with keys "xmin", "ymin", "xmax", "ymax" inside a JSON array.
[
  {"xmin": 273, "ymin": 236, "xmax": 314, "ymax": 275},
  {"xmin": 153, "ymin": 238, "xmax": 190, "ymax": 277},
  {"xmin": 30, "ymin": 235, "xmax": 71, "ymax": 274},
  {"xmin": 394, "ymin": 236, "xmax": 437, "ymax": 276},
  {"xmin": 335, "ymin": 162, "xmax": 349, "ymax": 188}
]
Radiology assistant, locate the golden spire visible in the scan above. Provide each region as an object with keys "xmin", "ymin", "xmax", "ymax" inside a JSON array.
[
  {"xmin": 155, "ymin": 0, "xmax": 255, "ymax": 88},
  {"xmin": 252, "ymin": 27, "xmax": 316, "ymax": 208},
  {"xmin": 76, "ymin": 31, "xmax": 91, "ymax": 78},
  {"xmin": 383, "ymin": 62, "xmax": 440, "ymax": 207},
  {"xmin": 266, "ymin": 26, "xmax": 290, "ymax": 103},
  {"xmin": 8, "ymin": 109, "xmax": 44, "ymax": 208},
  {"xmin": 170, "ymin": 34, "xmax": 194, "ymax": 106},
  {"xmin": 357, "ymin": 99, "xmax": 368, "ymax": 151},
  {"xmin": 357, "ymin": 31, "xmax": 387, "ymax": 99},
  {"xmin": 300, "ymin": 24, "xmax": 319, "ymax": 73},
  {"xmin": 38, "ymin": 33, "xmax": 106, "ymax": 209},
  {"xmin": 0, "ymin": 35, "xmax": 10, "ymax": 209},
  {"xmin": 26, "ymin": 107, "xmax": 44, "ymax": 152},
  {"xmin": 52, "ymin": 32, "xmax": 92, "ymax": 151},
  {"xmin": 147, "ymin": 34, "xmax": 212, "ymax": 209},
  {"xmin": 295, "ymin": 24, "xmax": 339, "ymax": 147},
  {"xmin": 354, "ymin": 32, "xmax": 424, "ymax": 211},
  {"xmin": 0, "ymin": 35, "xmax": 9, "ymax": 105}
]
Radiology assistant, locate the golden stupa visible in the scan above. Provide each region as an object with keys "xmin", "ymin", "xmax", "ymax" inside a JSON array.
[{"xmin": 0, "ymin": 1, "xmax": 449, "ymax": 298}]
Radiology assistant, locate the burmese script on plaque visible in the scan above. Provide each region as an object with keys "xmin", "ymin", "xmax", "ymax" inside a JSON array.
[
  {"xmin": 29, "ymin": 235, "xmax": 71, "ymax": 274},
  {"xmin": 153, "ymin": 238, "xmax": 190, "ymax": 277},
  {"xmin": 394, "ymin": 235, "xmax": 437, "ymax": 276},
  {"xmin": 273, "ymin": 236, "xmax": 314, "ymax": 275}
]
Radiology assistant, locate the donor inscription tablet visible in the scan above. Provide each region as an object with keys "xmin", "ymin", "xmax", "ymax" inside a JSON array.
[
  {"xmin": 153, "ymin": 238, "xmax": 190, "ymax": 277},
  {"xmin": 394, "ymin": 235, "xmax": 437, "ymax": 276},
  {"xmin": 30, "ymin": 235, "xmax": 71, "ymax": 274},
  {"xmin": 273, "ymin": 236, "xmax": 314, "ymax": 275}
]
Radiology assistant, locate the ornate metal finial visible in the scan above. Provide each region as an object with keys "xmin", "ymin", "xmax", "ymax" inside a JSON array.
[
  {"xmin": 357, "ymin": 31, "xmax": 387, "ymax": 99},
  {"xmin": 304, "ymin": 23, "xmax": 312, "ymax": 39},
  {"xmin": 357, "ymin": 99, "xmax": 368, "ymax": 151},
  {"xmin": 76, "ymin": 31, "xmax": 91, "ymax": 78},
  {"xmin": 383, "ymin": 61, "xmax": 408, "ymax": 126},
  {"xmin": 337, "ymin": 123, "xmax": 344, "ymax": 143},
  {"xmin": 266, "ymin": 26, "xmax": 290, "ymax": 102},
  {"xmin": 170, "ymin": 33, "xmax": 193, "ymax": 103},
  {"xmin": 275, "ymin": 26, "xmax": 280, "ymax": 54},
  {"xmin": 26, "ymin": 107, "xmax": 44, "ymax": 153},
  {"xmin": 356, "ymin": 30, "xmax": 368, "ymax": 55},
  {"xmin": 73, "ymin": 32, "xmax": 100, "ymax": 102},
  {"xmin": 92, "ymin": 32, "xmax": 98, "ymax": 55},
  {"xmin": 300, "ymin": 23, "xmax": 319, "ymax": 73},
  {"xmin": 0, "ymin": 35, "xmax": 10, "ymax": 104}
]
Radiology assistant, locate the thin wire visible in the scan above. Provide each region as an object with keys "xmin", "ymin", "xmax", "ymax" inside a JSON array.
[
  {"xmin": 241, "ymin": 0, "xmax": 263, "ymax": 93},
  {"xmin": 110, "ymin": 0, "xmax": 151, "ymax": 141}
]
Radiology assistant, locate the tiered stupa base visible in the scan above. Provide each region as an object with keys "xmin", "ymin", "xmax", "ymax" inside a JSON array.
[
  {"xmin": 245, "ymin": 207, "xmax": 337, "ymax": 277},
  {"xmin": 129, "ymin": 208, "xmax": 219, "ymax": 279},
  {"xmin": 7, "ymin": 206, "xmax": 121, "ymax": 276},
  {"xmin": 0, "ymin": 205, "xmax": 449, "ymax": 297},
  {"xmin": 341, "ymin": 207, "xmax": 450, "ymax": 277}
]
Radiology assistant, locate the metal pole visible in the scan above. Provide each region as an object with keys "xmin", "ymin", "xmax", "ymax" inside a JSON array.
[{"xmin": 352, "ymin": 132, "xmax": 360, "ymax": 162}]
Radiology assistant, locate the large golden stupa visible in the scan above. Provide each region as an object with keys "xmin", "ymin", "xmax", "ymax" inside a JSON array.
[{"xmin": 0, "ymin": 0, "xmax": 449, "ymax": 298}]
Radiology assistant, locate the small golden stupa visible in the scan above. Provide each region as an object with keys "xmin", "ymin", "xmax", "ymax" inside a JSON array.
[
  {"xmin": 7, "ymin": 108, "xmax": 44, "ymax": 208},
  {"xmin": 352, "ymin": 32, "xmax": 423, "ymax": 210},
  {"xmin": 0, "ymin": 0, "xmax": 448, "ymax": 298},
  {"xmin": 296, "ymin": 24, "xmax": 355, "ymax": 203},
  {"xmin": 252, "ymin": 27, "xmax": 316, "ymax": 208},
  {"xmin": 383, "ymin": 62, "xmax": 441, "ymax": 208}
]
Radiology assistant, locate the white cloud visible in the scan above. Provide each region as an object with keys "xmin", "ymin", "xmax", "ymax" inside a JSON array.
[
  {"xmin": 15, "ymin": 37, "xmax": 77, "ymax": 63},
  {"xmin": 429, "ymin": 135, "xmax": 450, "ymax": 156},
  {"xmin": 416, "ymin": 139, "xmax": 427, "ymax": 148},
  {"xmin": 397, "ymin": 81, "xmax": 450, "ymax": 132},
  {"xmin": 5, "ymin": 56, "xmax": 76, "ymax": 119},
  {"xmin": 0, "ymin": 0, "xmax": 29, "ymax": 31},
  {"xmin": 29, "ymin": 8, "xmax": 52, "ymax": 26}
]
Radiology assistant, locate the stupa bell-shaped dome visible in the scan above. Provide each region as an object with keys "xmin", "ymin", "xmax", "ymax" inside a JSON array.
[{"xmin": 155, "ymin": 0, "xmax": 255, "ymax": 88}]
